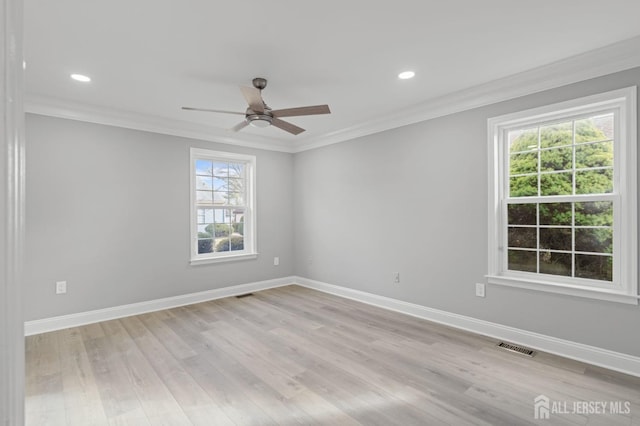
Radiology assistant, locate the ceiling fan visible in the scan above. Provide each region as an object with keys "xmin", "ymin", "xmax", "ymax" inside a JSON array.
[{"xmin": 182, "ymin": 77, "xmax": 331, "ymax": 135}]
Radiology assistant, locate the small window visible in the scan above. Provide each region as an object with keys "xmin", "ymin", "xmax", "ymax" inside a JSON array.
[
  {"xmin": 487, "ymin": 87, "xmax": 637, "ymax": 304},
  {"xmin": 190, "ymin": 148, "xmax": 257, "ymax": 264}
]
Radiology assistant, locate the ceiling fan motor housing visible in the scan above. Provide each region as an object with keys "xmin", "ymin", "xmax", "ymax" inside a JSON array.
[
  {"xmin": 252, "ymin": 77, "xmax": 268, "ymax": 90},
  {"xmin": 247, "ymin": 107, "xmax": 273, "ymax": 127}
]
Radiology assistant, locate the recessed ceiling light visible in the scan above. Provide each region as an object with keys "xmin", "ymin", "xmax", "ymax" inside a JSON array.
[
  {"xmin": 70, "ymin": 73, "xmax": 91, "ymax": 83},
  {"xmin": 398, "ymin": 71, "xmax": 415, "ymax": 80}
]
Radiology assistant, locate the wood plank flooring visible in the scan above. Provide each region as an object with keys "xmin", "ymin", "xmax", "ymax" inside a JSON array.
[{"xmin": 26, "ymin": 285, "xmax": 640, "ymax": 425}]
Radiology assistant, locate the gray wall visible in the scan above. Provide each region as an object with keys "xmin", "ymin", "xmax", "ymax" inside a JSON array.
[
  {"xmin": 25, "ymin": 114, "xmax": 294, "ymax": 320},
  {"xmin": 293, "ymin": 67, "xmax": 640, "ymax": 357}
]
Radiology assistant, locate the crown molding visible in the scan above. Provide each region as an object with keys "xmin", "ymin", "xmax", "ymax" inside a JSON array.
[
  {"xmin": 293, "ymin": 35, "xmax": 640, "ymax": 153},
  {"xmin": 25, "ymin": 36, "xmax": 640, "ymax": 154},
  {"xmin": 24, "ymin": 96, "xmax": 297, "ymax": 153}
]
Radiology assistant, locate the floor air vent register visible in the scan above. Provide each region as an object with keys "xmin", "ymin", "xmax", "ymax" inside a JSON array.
[
  {"xmin": 497, "ymin": 341, "xmax": 536, "ymax": 357},
  {"xmin": 236, "ymin": 293, "xmax": 254, "ymax": 298}
]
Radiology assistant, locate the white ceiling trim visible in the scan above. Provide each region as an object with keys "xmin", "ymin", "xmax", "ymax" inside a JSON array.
[
  {"xmin": 25, "ymin": 36, "xmax": 640, "ymax": 154},
  {"xmin": 25, "ymin": 96, "xmax": 297, "ymax": 153},
  {"xmin": 294, "ymin": 36, "xmax": 640, "ymax": 153}
]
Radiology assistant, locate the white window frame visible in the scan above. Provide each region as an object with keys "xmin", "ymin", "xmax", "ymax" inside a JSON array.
[
  {"xmin": 487, "ymin": 87, "xmax": 638, "ymax": 304},
  {"xmin": 189, "ymin": 148, "xmax": 257, "ymax": 265}
]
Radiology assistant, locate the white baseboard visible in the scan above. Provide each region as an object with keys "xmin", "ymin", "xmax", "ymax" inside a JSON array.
[
  {"xmin": 24, "ymin": 277, "xmax": 295, "ymax": 336},
  {"xmin": 25, "ymin": 274, "xmax": 640, "ymax": 378},
  {"xmin": 293, "ymin": 276, "xmax": 640, "ymax": 378}
]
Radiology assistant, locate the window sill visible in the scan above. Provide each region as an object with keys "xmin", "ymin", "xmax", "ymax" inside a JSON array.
[
  {"xmin": 190, "ymin": 252, "xmax": 258, "ymax": 266},
  {"xmin": 486, "ymin": 275, "xmax": 639, "ymax": 305}
]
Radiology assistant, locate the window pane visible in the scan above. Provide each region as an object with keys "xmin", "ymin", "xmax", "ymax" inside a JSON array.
[
  {"xmin": 510, "ymin": 152, "xmax": 538, "ymax": 175},
  {"xmin": 215, "ymin": 238, "xmax": 230, "ymax": 252},
  {"xmin": 576, "ymin": 254, "xmax": 612, "ymax": 281},
  {"xmin": 213, "ymin": 177, "xmax": 226, "ymax": 191},
  {"xmin": 228, "ymin": 192, "xmax": 244, "ymax": 205},
  {"xmin": 196, "ymin": 190, "xmax": 213, "ymax": 203},
  {"xmin": 575, "ymin": 169, "xmax": 613, "ymax": 194},
  {"xmin": 508, "ymin": 203, "xmax": 536, "ymax": 225},
  {"xmin": 212, "ymin": 162, "xmax": 229, "ymax": 177},
  {"xmin": 540, "ymin": 147, "xmax": 572, "ymax": 172},
  {"xmin": 198, "ymin": 239, "xmax": 213, "ymax": 254},
  {"xmin": 230, "ymin": 208, "xmax": 244, "ymax": 223},
  {"xmin": 232, "ymin": 211, "xmax": 245, "ymax": 235},
  {"xmin": 540, "ymin": 122, "xmax": 572, "ymax": 148},
  {"xmin": 215, "ymin": 208, "xmax": 231, "ymax": 253},
  {"xmin": 214, "ymin": 209, "xmax": 225, "ymax": 223},
  {"xmin": 207, "ymin": 223, "xmax": 231, "ymax": 238},
  {"xmin": 540, "ymin": 228, "xmax": 571, "ymax": 251},
  {"xmin": 196, "ymin": 176, "xmax": 213, "ymax": 190},
  {"xmin": 575, "ymin": 201, "xmax": 613, "ymax": 226},
  {"xmin": 213, "ymin": 191, "xmax": 226, "ymax": 204},
  {"xmin": 509, "ymin": 127, "xmax": 538, "ymax": 153},
  {"xmin": 539, "ymin": 203, "xmax": 571, "ymax": 225},
  {"xmin": 575, "ymin": 141, "xmax": 613, "ymax": 169},
  {"xmin": 539, "ymin": 251, "xmax": 571, "ymax": 277},
  {"xmin": 197, "ymin": 208, "xmax": 214, "ymax": 224},
  {"xmin": 228, "ymin": 164, "xmax": 244, "ymax": 178},
  {"xmin": 540, "ymin": 172, "xmax": 572, "ymax": 196},
  {"xmin": 575, "ymin": 114, "xmax": 613, "ymax": 142},
  {"xmin": 195, "ymin": 160, "xmax": 212, "ymax": 176},
  {"xmin": 508, "ymin": 250, "xmax": 537, "ymax": 272},
  {"xmin": 575, "ymin": 228, "xmax": 612, "ymax": 254},
  {"xmin": 227, "ymin": 177, "xmax": 245, "ymax": 193},
  {"xmin": 510, "ymin": 175, "xmax": 537, "ymax": 197},
  {"xmin": 508, "ymin": 227, "xmax": 536, "ymax": 248},
  {"xmin": 229, "ymin": 235, "xmax": 244, "ymax": 252}
]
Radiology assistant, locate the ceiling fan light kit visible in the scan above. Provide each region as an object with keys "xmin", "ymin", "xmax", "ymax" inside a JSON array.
[
  {"xmin": 248, "ymin": 114, "xmax": 272, "ymax": 128},
  {"xmin": 182, "ymin": 77, "xmax": 331, "ymax": 135}
]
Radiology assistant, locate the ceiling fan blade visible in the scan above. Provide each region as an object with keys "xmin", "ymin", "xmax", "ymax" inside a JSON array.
[
  {"xmin": 230, "ymin": 120, "xmax": 249, "ymax": 132},
  {"xmin": 240, "ymin": 86, "xmax": 264, "ymax": 113},
  {"xmin": 182, "ymin": 107, "xmax": 245, "ymax": 115},
  {"xmin": 271, "ymin": 104, "xmax": 331, "ymax": 118},
  {"xmin": 271, "ymin": 118, "xmax": 305, "ymax": 135}
]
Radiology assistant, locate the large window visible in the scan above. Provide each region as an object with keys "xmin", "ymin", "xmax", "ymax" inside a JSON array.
[
  {"xmin": 190, "ymin": 148, "xmax": 256, "ymax": 264},
  {"xmin": 487, "ymin": 87, "xmax": 637, "ymax": 304}
]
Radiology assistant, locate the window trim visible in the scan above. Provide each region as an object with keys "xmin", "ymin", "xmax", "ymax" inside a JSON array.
[
  {"xmin": 487, "ymin": 87, "xmax": 638, "ymax": 304},
  {"xmin": 189, "ymin": 148, "xmax": 257, "ymax": 265}
]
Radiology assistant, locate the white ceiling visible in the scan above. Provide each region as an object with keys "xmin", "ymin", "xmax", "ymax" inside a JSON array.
[{"xmin": 24, "ymin": 0, "xmax": 640, "ymax": 152}]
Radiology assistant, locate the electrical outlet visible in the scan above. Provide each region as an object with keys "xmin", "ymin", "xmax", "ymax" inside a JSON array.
[
  {"xmin": 273, "ymin": 256, "xmax": 280, "ymax": 266},
  {"xmin": 56, "ymin": 281, "xmax": 67, "ymax": 294},
  {"xmin": 475, "ymin": 283, "xmax": 485, "ymax": 298},
  {"xmin": 393, "ymin": 272, "xmax": 400, "ymax": 284}
]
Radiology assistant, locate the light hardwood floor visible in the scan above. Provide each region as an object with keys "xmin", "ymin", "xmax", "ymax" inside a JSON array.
[{"xmin": 26, "ymin": 285, "xmax": 640, "ymax": 425}]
